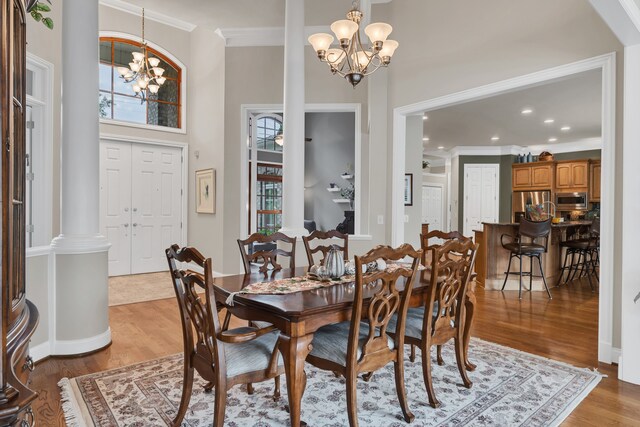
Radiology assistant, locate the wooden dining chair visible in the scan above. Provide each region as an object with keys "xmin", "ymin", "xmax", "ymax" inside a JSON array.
[
  {"xmin": 305, "ymin": 244, "xmax": 422, "ymax": 427},
  {"xmin": 166, "ymin": 244, "xmax": 284, "ymax": 427},
  {"xmin": 389, "ymin": 238, "xmax": 477, "ymax": 409},
  {"xmin": 419, "ymin": 230, "xmax": 477, "ymax": 370},
  {"xmin": 237, "ymin": 232, "xmax": 296, "ymax": 274},
  {"xmin": 302, "ymin": 229, "xmax": 349, "ymax": 266}
]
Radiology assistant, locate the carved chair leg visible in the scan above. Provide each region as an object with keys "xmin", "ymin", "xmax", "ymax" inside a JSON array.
[
  {"xmin": 333, "ymin": 371, "xmax": 342, "ymax": 378},
  {"xmin": 212, "ymin": 377, "xmax": 228, "ymax": 427},
  {"xmin": 436, "ymin": 345, "xmax": 444, "ymax": 366},
  {"xmin": 463, "ymin": 293, "xmax": 477, "ymax": 371},
  {"xmin": 421, "ymin": 344, "xmax": 440, "ymax": 408},
  {"xmin": 362, "ymin": 371, "xmax": 374, "ymax": 382},
  {"xmin": 409, "ymin": 344, "xmax": 416, "ymax": 363},
  {"xmin": 246, "ymin": 383, "xmax": 254, "ymax": 395},
  {"xmin": 346, "ymin": 370, "xmax": 359, "ymax": 427},
  {"xmin": 172, "ymin": 365, "xmax": 194, "ymax": 427},
  {"xmin": 273, "ymin": 375, "xmax": 281, "ymax": 401},
  {"xmin": 203, "ymin": 381, "xmax": 214, "ymax": 393},
  {"xmin": 455, "ymin": 336, "xmax": 472, "ymax": 389},
  {"xmin": 394, "ymin": 356, "xmax": 415, "ymax": 423}
]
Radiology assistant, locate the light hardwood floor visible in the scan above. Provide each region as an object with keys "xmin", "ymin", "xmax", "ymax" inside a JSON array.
[{"xmin": 31, "ymin": 278, "xmax": 640, "ymax": 426}]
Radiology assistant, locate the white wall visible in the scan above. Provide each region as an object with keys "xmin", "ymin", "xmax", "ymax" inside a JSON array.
[{"xmin": 404, "ymin": 116, "xmax": 423, "ymax": 249}]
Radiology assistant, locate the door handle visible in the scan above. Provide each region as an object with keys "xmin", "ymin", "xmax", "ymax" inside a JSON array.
[
  {"xmin": 123, "ymin": 223, "xmax": 129, "ymax": 228},
  {"xmin": 124, "ymin": 207, "xmax": 129, "ymax": 212},
  {"xmin": 133, "ymin": 208, "xmax": 138, "ymax": 212},
  {"xmin": 132, "ymin": 223, "xmax": 138, "ymax": 227}
]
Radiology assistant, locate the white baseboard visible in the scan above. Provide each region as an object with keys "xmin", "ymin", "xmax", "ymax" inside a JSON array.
[
  {"xmin": 612, "ymin": 347, "xmax": 622, "ymax": 365},
  {"xmin": 53, "ymin": 328, "xmax": 112, "ymax": 356},
  {"xmin": 29, "ymin": 341, "xmax": 52, "ymax": 363}
]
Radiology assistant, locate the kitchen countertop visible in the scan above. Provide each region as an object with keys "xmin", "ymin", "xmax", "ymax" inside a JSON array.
[{"xmin": 481, "ymin": 220, "xmax": 592, "ymax": 228}]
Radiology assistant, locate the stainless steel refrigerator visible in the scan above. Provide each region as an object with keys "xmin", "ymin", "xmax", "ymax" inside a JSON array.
[{"xmin": 512, "ymin": 190, "xmax": 552, "ymax": 222}]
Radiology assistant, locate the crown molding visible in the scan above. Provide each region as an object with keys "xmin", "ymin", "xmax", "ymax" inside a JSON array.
[
  {"xmin": 423, "ymin": 138, "xmax": 603, "ymax": 159},
  {"xmin": 215, "ymin": 26, "xmax": 329, "ymax": 47},
  {"xmin": 99, "ymin": 0, "xmax": 197, "ymax": 32},
  {"xmin": 588, "ymin": 0, "xmax": 640, "ymax": 46}
]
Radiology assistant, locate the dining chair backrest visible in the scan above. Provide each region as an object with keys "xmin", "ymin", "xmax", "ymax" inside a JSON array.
[
  {"xmin": 518, "ymin": 218, "xmax": 552, "ymax": 250},
  {"xmin": 302, "ymin": 229, "xmax": 349, "ymax": 266},
  {"xmin": 426, "ymin": 239, "xmax": 478, "ymax": 339},
  {"xmin": 420, "ymin": 230, "xmax": 471, "ymax": 266},
  {"xmin": 351, "ymin": 244, "xmax": 422, "ymax": 368},
  {"xmin": 166, "ymin": 244, "xmax": 221, "ymax": 372},
  {"xmin": 237, "ymin": 232, "xmax": 296, "ymax": 274}
]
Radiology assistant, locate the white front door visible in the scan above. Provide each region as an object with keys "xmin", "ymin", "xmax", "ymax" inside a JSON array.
[
  {"xmin": 100, "ymin": 141, "xmax": 133, "ymax": 276},
  {"xmin": 100, "ymin": 141, "xmax": 183, "ymax": 276},
  {"xmin": 422, "ymin": 185, "xmax": 443, "ymax": 231},
  {"xmin": 131, "ymin": 144, "xmax": 183, "ymax": 274},
  {"xmin": 463, "ymin": 164, "xmax": 499, "ymax": 237}
]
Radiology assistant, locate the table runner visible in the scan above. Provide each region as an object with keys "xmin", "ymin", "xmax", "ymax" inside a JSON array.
[{"xmin": 225, "ymin": 262, "xmax": 424, "ymax": 306}]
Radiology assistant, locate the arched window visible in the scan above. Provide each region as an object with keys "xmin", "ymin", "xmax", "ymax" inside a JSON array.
[
  {"xmin": 256, "ymin": 115, "xmax": 283, "ymax": 152},
  {"xmin": 99, "ymin": 37, "xmax": 182, "ymax": 129}
]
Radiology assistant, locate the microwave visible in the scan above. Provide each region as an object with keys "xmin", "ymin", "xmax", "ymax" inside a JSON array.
[{"xmin": 555, "ymin": 192, "xmax": 588, "ymax": 211}]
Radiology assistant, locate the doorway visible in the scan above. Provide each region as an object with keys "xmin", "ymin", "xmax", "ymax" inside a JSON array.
[
  {"xmin": 99, "ymin": 140, "xmax": 185, "ymax": 276},
  {"xmin": 421, "ymin": 184, "xmax": 444, "ymax": 232},
  {"xmin": 463, "ymin": 164, "xmax": 499, "ymax": 237}
]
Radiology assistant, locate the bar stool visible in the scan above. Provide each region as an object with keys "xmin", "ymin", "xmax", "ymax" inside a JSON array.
[
  {"xmin": 556, "ymin": 225, "xmax": 586, "ymax": 287},
  {"xmin": 500, "ymin": 218, "xmax": 553, "ymax": 299},
  {"xmin": 559, "ymin": 220, "xmax": 600, "ymax": 291}
]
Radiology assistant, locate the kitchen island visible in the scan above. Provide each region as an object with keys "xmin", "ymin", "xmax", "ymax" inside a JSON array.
[{"xmin": 474, "ymin": 221, "xmax": 592, "ymax": 291}]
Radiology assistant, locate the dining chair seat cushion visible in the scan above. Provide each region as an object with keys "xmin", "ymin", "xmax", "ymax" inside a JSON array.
[
  {"xmin": 309, "ymin": 321, "xmax": 394, "ymax": 366},
  {"xmin": 388, "ymin": 304, "xmax": 455, "ymax": 340},
  {"xmin": 251, "ymin": 320, "xmax": 273, "ymax": 330},
  {"xmin": 502, "ymin": 242, "xmax": 546, "ymax": 254},
  {"xmin": 223, "ymin": 327, "xmax": 283, "ymax": 378}
]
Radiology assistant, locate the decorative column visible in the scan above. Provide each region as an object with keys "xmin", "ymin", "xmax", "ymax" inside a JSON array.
[
  {"xmin": 280, "ymin": 0, "xmax": 308, "ymax": 236},
  {"xmin": 51, "ymin": 0, "xmax": 111, "ymax": 355}
]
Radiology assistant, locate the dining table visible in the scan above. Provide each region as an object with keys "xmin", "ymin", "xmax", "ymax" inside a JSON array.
[{"xmin": 212, "ymin": 266, "xmax": 476, "ymax": 427}]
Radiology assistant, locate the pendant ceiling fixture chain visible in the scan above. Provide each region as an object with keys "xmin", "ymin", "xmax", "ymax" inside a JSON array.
[
  {"xmin": 116, "ymin": 8, "xmax": 167, "ymax": 103},
  {"xmin": 309, "ymin": 0, "xmax": 399, "ymax": 87}
]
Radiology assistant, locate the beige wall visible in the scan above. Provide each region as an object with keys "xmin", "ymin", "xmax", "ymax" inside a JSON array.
[
  {"xmin": 221, "ymin": 47, "xmax": 369, "ymax": 273},
  {"xmin": 25, "ymin": 254, "xmax": 49, "ymax": 349}
]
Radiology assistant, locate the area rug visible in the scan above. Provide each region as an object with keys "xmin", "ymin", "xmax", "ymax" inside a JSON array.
[{"xmin": 59, "ymin": 339, "xmax": 602, "ymax": 426}]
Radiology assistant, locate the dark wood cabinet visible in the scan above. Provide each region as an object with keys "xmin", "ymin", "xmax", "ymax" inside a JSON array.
[{"xmin": 0, "ymin": 0, "xmax": 40, "ymax": 424}]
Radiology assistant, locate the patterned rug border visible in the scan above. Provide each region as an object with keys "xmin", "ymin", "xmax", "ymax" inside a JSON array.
[{"xmin": 58, "ymin": 338, "xmax": 604, "ymax": 427}]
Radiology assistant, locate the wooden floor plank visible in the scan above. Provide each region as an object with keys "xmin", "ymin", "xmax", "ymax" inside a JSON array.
[{"xmin": 29, "ymin": 277, "xmax": 640, "ymax": 426}]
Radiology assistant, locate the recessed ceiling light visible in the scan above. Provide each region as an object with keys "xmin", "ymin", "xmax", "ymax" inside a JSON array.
[
  {"xmin": 561, "ymin": 126, "xmax": 571, "ymax": 131},
  {"xmin": 437, "ymin": 146, "xmax": 444, "ymax": 150},
  {"xmin": 491, "ymin": 136, "xmax": 500, "ymax": 142},
  {"xmin": 521, "ymin": 108, "xmax": 533, "ymax": 115},
  {"xmin": 544, "ymin": 118, "xmax": 555, "ymax": 124},
  {"xmin": 548, "ymin": 137, "xmax": 558, "ymax": 142},
  {"xmin": 422, "ymin": 137, "xmax": 429, "ymax": 142},
  {"xmin": 423, "ymin": 115, "xmax": 428, "ymax": 120}
]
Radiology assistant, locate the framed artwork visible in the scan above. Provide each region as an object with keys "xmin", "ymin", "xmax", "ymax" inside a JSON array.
[
  {"xmin": 404, "ymin": 173, "xmax": 413, "ymax": 206},
  {"xmin": 196, "ymin": 169, "xmax": 216, "ymax": 214}
]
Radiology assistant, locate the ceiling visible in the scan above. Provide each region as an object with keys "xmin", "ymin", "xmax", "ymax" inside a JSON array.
[
  {"xmin": 115, "ymin": 0, "xmax": 387, "ymax": 30},
  {"xmin": 422, "ymin": 69, "xmax": 602, "ymax": 153}
]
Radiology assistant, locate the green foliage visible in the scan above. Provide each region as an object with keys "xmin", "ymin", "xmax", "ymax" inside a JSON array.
[
  {"xmin": 30, "ymin": 1, "xmax": 54, "ymax": 30},
  {"xmin": 99, "ymin": 94, "xmax": 112, "ymax": 119}
]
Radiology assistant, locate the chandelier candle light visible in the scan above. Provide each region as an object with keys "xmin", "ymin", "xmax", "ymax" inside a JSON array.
[
  {"xmin": 116, "ymin": 8, "xmax": 166, "ymax": 102},
  {"xmin": 308, "ymin": 0, "xmax": 398, "ymax": 87}
]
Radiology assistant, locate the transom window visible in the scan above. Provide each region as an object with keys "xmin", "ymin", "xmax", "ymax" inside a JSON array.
[
  {"xmin": 256, "ymin": 116, "xmax": 283, "ymax": 152},
  {"xmin": 99, "ymin": 37, "xmax": 182, "ymax": 129}
]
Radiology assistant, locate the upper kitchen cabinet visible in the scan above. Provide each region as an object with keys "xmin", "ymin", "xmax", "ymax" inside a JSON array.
[
  {"xmin": 512, "ymin": 162, "xmax": 554, "ymax": 190},
  {"xmin": 590, "ymin": 160, "xmax": 601, "ymax": 202},
  {"xmin": 555, "ymin": 160, "xmax": 589, "ymax": 191}
]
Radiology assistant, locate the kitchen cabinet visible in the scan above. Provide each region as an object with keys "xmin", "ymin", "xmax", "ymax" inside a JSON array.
[
  {"xmin": 555, "ymin": 160, "xmax": 589, "ymax": 191},
  {"xmin": 512, "ymin": 162, "xmax": 553, "ymax": 190},
  {"xmin": 590, "ymin": 160, "xmax": 601, "ymax": 202}
]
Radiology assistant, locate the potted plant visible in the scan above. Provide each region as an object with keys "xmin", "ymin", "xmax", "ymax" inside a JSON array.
[{"xmin": 27, "ymin": 0, "xmax": 54, "ymax": 29}]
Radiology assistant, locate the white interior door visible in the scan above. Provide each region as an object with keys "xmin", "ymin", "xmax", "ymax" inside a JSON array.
[
  {"xmin": 100, "ymin": 141, "xmax": 132, "ymax": 276},
  {"xmin": 463, "ymin": 164, "xmax": 499, "ymax": 237},
  {"xmin": 131, "ymin": 144, "xmax": 183, "ymax": 274},
  {"xmin": 422, "ymin": 185, "xmax": 443, "ymax": 231}
]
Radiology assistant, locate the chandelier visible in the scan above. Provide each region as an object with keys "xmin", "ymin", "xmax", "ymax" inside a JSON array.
[
  {"xmin": 116, "ymin": 8, "xmax": 166, "ymax": 102},
  {"xmin": 308, "ymin": 0, "xmax": 399, "ymax": 87}
]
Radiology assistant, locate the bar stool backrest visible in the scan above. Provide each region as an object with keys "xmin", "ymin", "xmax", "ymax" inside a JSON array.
[{"xmin": 519, "ymin": 218, "xmax": 552, "ymax": 250}]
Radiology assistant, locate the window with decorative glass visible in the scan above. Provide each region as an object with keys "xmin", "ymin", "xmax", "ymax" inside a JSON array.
[
  {"xmin": 99, "ymin": 38, "xmax": 181, "ymax": 129},
  {"xmin": 256, "ymin": 116, "xmax": 283, "ymax": 152},
  {"xmin": 254, "ymin": 163, "xmax": 282, "ymax": 235}
]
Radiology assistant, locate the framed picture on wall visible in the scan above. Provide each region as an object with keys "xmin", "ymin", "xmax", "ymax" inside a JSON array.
[
  {"xmin": 404, "ymin": 173, "xmax": 413, "ymax": 206},
  {"xmin": 196, "ymin": 168, "xmax": 216, "ymax": 214}
]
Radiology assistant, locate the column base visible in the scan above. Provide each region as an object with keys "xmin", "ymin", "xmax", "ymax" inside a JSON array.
[
  {"xmin": 278, "ymin": 227, "xmax": 309, "ymax": 238},
  {"xmin": 51, "ymin": 234, "xmax": 110, "ymax": 255}
]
